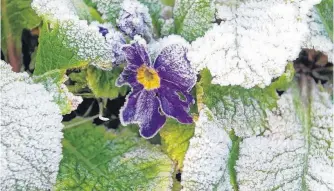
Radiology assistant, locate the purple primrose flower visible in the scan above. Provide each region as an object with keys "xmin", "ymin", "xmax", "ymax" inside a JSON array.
[{"xmin": 117, "ymin": 42, "xmax": 197, "ymax": 138}]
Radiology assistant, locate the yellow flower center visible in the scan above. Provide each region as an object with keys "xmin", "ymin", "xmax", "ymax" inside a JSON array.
[{"xmin": 136, "ymin": 65, "xmax": 160, "ymax": 90}]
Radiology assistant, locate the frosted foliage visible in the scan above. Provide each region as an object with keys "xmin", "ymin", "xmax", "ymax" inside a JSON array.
[
  {"xmin": 92, "ymin": 0, "xmax": 122, "ymax": 22},
  {"xmin": 181, "ymin": 108, "xmax": 232, "ymax": 191},
  {"xmin": 188, "ymin": 0, "xmax": 320, "ymax": 88},
  {"xmin": 121, "ymin": 147, "xmax": 174, "ymax": 190},
  {"xmin": 32, "ymin": 0, "xmax": 125, "ymax": 66},
  {"xmin": 0, "ymin": 61, "xmax": 63, "ymax": 190},
  {"xmin": 117, "ymin": 0, "xmax": 153, "ymax": 39},
  {"xmin": 213, "ymin": 99, "xmax": 267, "ymax": 137},
  {"xmin": 236, "ymin": 85, "xmax": 334, "ymax": 190},
  {"xmin": 303, "ymin": 7, "xmax": 333, "ymax": 62}
]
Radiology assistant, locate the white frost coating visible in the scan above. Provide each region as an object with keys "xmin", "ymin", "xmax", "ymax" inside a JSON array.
[
  {"xmin": 0, "ymin": 61, "xmax": 63, "ymax": 190},
  {"xmin": 114, "ymin": 147, "xmax": 174, "ymax": 191},
  {"xmin": 212, "ymin": 99, "xmax": 267, "ymax": 138},
  {"xmin": 303, "ymin": 7, "xmax": 333, "ymax": 62},
  {"xmin": 188, "ymin": 0, "xmax": 320, "ymax": 88},
  {"xmin": 92, "ymin": 0, "xmax": 122, "ymax": 21},
  {"xmin": 148, "ymin": 35, "xmax": 190, "ymax": 61},
  {"xmin": 117, "ymin": 0, "xmax": 153, "ymax": 40},
  {"xmin": 32, "ymin": 0, "xmax": 125, "ymax": 66},
  {"xmin": 236, "ymin": 83, "xmax": 334, "ymax": 190},
  {"xmin": 181, "ymin": 108, "xmax": 232, "ymax": 191}
]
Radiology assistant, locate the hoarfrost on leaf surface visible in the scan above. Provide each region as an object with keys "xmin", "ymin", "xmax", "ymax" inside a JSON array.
[
  {"xmin": 303, "ymin": 7, "xmax": 333, "ymax": 62},
  {"xmin": 0, "ymin": 61, "xmax": 63, "ymax": 190},
  {"xmin": 32, "ymin": 0, "xmax": 126, "ymax": 67},
  {"xmin": 236, "ymin": 81, "xmax": 334, "ymax": 190},
  {"xmin": 188, "ymin": 0, "xmax": 320, "ymax": 88},
  {"xmin": 181, "ymin": 108, "xmax": 232, "ymax": 191}
]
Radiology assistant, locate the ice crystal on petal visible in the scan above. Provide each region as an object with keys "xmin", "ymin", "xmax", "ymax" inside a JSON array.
[
  {"xmin": 117, "ymin": 0, "xmax": 153, "ymax": 40},
  {"xmin": 188, "ymin": 0, "xmax": 320, "ymax": 88},
  {"xmin": 0, "ymin": 61, "xmax": 63, "ymax": 190}
]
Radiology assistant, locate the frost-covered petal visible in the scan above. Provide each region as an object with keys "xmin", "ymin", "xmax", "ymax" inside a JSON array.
[
  {"xmin": 0, "ymin": 61, "xmax": 63, "ymax": 190},
  {"xmin": 123, "ymin": 42, "xmax": 151, "ymax": 68},
  {"xmin": 302, "ymin": 7, "xmax": 333, "ymax": 62},
  {"xmin": 117, "ymin": 0, "xmax": 153, "ymax": 40},
  {"xmin": 188, "ymin": 0, "xmax": 320, "ymax": 88},
  {"xmin": 120, "ymin": 90, "xmax": 166, "ymax": 138},
  {"xmin": 154, "ymin": 39, "xmax": 196, "ymax": 91},
  {"xmin": 157, "ymin": 81, "xmax": 193, "ymax": 124}
]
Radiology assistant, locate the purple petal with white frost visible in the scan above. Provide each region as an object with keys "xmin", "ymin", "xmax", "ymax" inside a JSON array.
[
  {"xmin": 154, "ymin": 44, "xmax": 196, "ymax": 91},
  {"xmin": 120, "ymin": 90, "xmax": 166, "ymax": 138},
  {"xmin": 157, "ymin": 81, "xmax": 193, "ymax": 124},
  {"xmin": 122, "ymin": 43, "xmax": 151, "ymax": 68},
  {"xmin": 98, "ymin": 26, "xmax": 109, "ymax": 37},
  {"xmin": 116, "ymin": 67, "xmax": 143, "ymax": 90}
]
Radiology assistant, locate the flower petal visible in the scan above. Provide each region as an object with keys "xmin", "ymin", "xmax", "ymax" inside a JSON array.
[
  {"xmin": 122, "ymin": 43, "xmax": 151, "ymax": 68},
  {"xmin": 158, "ymin": 80, "xmax": 193, "ymax": 124},
  {"xmin": 116, "ymin": 68, "xmax": 143, "ymax": 91},
  {"xmin": 120, "ymin": 90, "xmax": 166, "ymax": 138},
  {"xmin": 154, "ymin": 44, "xmax": 196, "ymax": 91}
]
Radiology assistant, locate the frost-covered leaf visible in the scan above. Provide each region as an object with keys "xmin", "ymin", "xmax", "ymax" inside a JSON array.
[
  {"xmin": 92, "ymin": 0, "xmax": 122, "ymax": 24},
  {"xmin": 236, "ymin": 80, "xmax": 333, "ymax": 190},
  {"xmin": 0, "ymin": 61, "xmax": 63, "ymax": 190},
  {"xmin": 303, "ymin": 6, "xmax": 333, "ymax": 62},
  {"xmin": 86, "ymin": 65, "xmax": 128, "ymax": 99},
  {"xmin": 173, "ymin": 0, "xmax": 215, "ymax": 41},
  {"xmin": 159, "ymin": 119, "xmax": 195, "ymax": 169},
  {"xmin": 316, "ymin": 0, "xmax": 333, "ymax": 41},
  {"xmin": 182, "ymin": 79, "xmax": 333, "ymax": 191},
  {"xmin": 34, "ymin": 23, "xmax": 86, "ymax": 75},
  {"xmin": 188, "ymin": 0, "xmax": 320, "ymax": 88},
  {"xmin": 56, "ymin": 119, "xmax": 174, "ymax": 190},
  {"xmin": 181, "ymin": 108, "xmax": 233, "ymax": 190},
  {"xmin": 34, "ymin": 70, "xmax": 83, "ymax": 115},
  {"xmin": 1, "ymin": 0, "xmax": 41, "ymax": 71},
  {"xmin": 196, "ymin": 66, "xmax": 294, "ymax": 137},
  {"xmin": 32, "ymin": 0, "xmax": 126, "ymax": 68}
]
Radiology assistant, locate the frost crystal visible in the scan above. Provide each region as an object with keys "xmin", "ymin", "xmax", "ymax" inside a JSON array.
[
  {"xmin": 0, "ymin": 61, "xmax": 63, "ymax": 190},
  {"xmin": 188, "ymin": 0, "xmax": 320, "ymax": 88},
  {"xmin": 181, "ymin": 108, "xmax": 232, "ymax": 190},
  {"xmin": 32, "ymin": 0, "xmax": 126, "ymax": 67},
  {"xmin": 237, "ymin": 82, "xmax": 334, "ymax": 190},
  {"xmin": 117, "ymin": 0, "xmax": 153, "ymax": 40},
  {"xmin": 303, "ymin": 7, "xmax": 333, "ymax": 62}
]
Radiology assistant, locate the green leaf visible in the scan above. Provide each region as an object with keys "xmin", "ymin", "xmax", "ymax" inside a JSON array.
[
  {"xmin": 86, "ymin": 65, "xmax": 128, "ymax": 99},
  {"xmin": 94, "ymin": 0, "xmax": 122, "ymax": 24},
  {"xmin": 197, "ymin": 64, "xmax": 294, "ymax": 137},
  {"xmin": 34, "ymin": 23, "xmax": 87, "ymax": 76},
  {"xmin": 160, "ymin": 119, "xmax": 195, "ymax": 170},
  {"xmin": 316, "ymin": 0, "xmax": 333, "ymax": 41},
  {"xmin": 56, "ymin": 119, "xmax": 174, "ymax": 190},
  {"xmin": 173, "ymin": 0, "xmax": 215, "ymax": 41},
  {"xmin": 1, "ymin": 0, "xmax": 41, "ymax": 71}
]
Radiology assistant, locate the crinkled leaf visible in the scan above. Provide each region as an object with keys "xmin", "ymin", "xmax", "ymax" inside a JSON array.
[
  {"xmin": 1, "ymin": 0, "xmax": 41, "ymax": 71},
  {"xmin": 197, "ymin": 64, "xmax": 294, "ymax": 137},
  {"xmin": 56, "ymin": 119, "xmax": 174, "ymax": 190},
  {"xmin": 93, "ymin": 0, "xmax": 122, "ymax": 24},
  {"xmin": 182, "ymin": 79, "xmax": 333, "ymax": 190},
  {"xmin": 316, "ymin": 0, "xmax": 333, "ymax": 41},
  {"xmin": 138, "ymin": 0, "xmax": 164, "ymax": 36},
  {"xmin": 86, "ymin": 65, "xmax": 128, "ymax": 99},
  {"xmin": 173, "ymin": 0, "xmax": 215, "ymax": 41},
  {"xmin": 159, "ymin": 119, "xmax": 195, "ymax": 170},
  {"xmin": 34, "ymin": 23, "xmax": 87, "ymax": 75}
]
